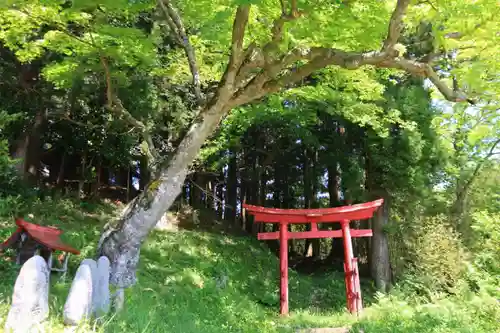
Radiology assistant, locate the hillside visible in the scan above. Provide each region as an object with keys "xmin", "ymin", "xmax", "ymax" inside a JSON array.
[{"xmin": 1, "ymin": 198, "xmax": 498, "ymax": 332}]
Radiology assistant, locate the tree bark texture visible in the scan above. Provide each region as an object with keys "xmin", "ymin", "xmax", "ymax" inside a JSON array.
[{"xmin": 370, "ymin": 199, "xmax": 392, "ymax": 292}]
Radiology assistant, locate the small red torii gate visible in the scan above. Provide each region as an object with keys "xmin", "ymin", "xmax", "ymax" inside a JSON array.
[{"xmin": 243, "ymin": 199, "xmax": 384, "ymax": 316}]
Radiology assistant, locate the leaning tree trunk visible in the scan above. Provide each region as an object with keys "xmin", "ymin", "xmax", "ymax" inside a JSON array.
[{"xmin": 97, "ymin": 102, "xmax": 230, "ymax": 288}]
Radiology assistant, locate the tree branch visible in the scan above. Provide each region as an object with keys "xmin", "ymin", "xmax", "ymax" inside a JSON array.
[
  {"xmin": 262, "ymin": 0, "xmax": 302, "ymax": 66},
  {"xmin": 100, "ymin": 56, "xmax": 160, "ymax": 167},
  {"xmin": 382, "ymin": 0, "xmax": 411, "ymax": 53},
  {"xmin": 380, "ymin": 57, "xmax": 471, "ymax": 102},
  {"xmin": 158, "ymin": 0, "xmax": 204, "ymax": 105},
  {"xmin": 459, "ymin": 137, "xmax": 500, "ymax": 198},
  {"xmin": 216, "ymin": 5, "xmax": 251, "ymax": 98},
  {"xmin": 228, "ymin": 48, "xmax": 387, "ymax": 107},
  {"xmin": 215, "ymin": 0, "xmax": 477, "ymax": 112}
]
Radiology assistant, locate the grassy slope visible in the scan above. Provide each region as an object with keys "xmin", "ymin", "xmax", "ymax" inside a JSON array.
[{"xmin": 0, "ymin": 198, "xmax": 498, "ymax": 332}]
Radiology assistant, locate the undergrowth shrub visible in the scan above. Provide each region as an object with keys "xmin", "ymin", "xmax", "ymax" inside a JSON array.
[
  {"xmin": 390, "ymin": 214, "xmax": 468, "ymax": 298},
  {"xmin": 0, "ymin": 141, "xmax": 24, "ymax": 197},
  {"xmin": 354, "ymin": 292, "xmax": 500, "ymax": 333},
  {"xmin": 466, "ymin": 211, "xmax": 500, "ymax": 294}
]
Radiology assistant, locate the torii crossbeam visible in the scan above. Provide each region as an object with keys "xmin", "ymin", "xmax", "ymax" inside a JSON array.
[{"xmin": 243, "ymin": 199, "xmax": 384, "ymax": 315}]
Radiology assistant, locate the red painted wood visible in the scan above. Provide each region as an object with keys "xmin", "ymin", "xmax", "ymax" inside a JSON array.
[
  {"xmin": 14, "ymin": 218, "xmax": 80, "ymax": 254},
  {"xmin": 352, "ymin": 258, "xmax": 362, "ymax": 313},
  {"xmin": 245, "ymin": 199, "xmax": 383, "ymax": 316},
  {"xmin": 250, "ymin": 208, "xmax": 380, "ymax": 223},
  {"xmin": 344, "ymin": 258, "xmax": 362, "ymax": 314},
  {"xmin": 257, "ymin": 229, "xmax": 373, "ymax": 241},
  {"xmin": 341, "ymin": 220, "xmax": 355, "ymax": 314},
  {"xmin": 279, "ymin": 222, "xmax": 289, "ymax": 316},
  {"xmin": 243, "ymin": 199, "xmax": 383, "ymax": 216}
]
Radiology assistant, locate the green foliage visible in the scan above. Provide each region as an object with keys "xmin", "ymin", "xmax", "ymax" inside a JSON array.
[
  {"xmin": 399, "ymin": 215, "xmax": 468, "ymax": 298},
  {"xmin": 354, "ymin": 293, "xmax": 500, "ymax": 333},
  {"xmin": 469, "ymin": 211, "xmax": 500, "ymax": 287}
]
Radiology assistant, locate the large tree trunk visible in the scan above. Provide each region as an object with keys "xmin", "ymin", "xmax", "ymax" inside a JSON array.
[
  {"xmin": 56, "ymin": 150, "xmax": 67, "ymax": 190},
  {"xmin": 365, "ymin": 148, "xmax": 392, "ymax": 291},
  {"xmin": 370, "ymin": 198, "xmax": 392, "ymax": 292},
  {"xmin": 12, "ymin": 109, "xmax": 47, "ymax": 183},
  {"xmin": 97, "ymin": 102, "xmax": 230, "ymax": 288}
]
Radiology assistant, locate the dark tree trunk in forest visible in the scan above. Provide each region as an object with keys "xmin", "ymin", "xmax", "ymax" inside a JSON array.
[
  {"xmin": 205, "ymin": 180, "xmax": 213, "ymax": 209},
  {"xmin": 251, "ymin": 140, "xmax": 263, "ymax": 234},
  {"xmin": 180, "ymin": 183, "xmax": 188, "ymax": 206},
  {"xmin": 225, "ymin": 151, "xmax": 238, "ymax": 223},
  {"xmin": 92, "ymin": 158, "xmax": 102, "ymax": 197},
  {"xmin": 56, "ymin": 150, "xmax": 67, "ymax": 190},
  {"xmin": 304, "ymin": 150, "xmax": 320, "ymax": 258},
  {"xmin": 12, "ymin": 109, "xmax": 47, "ymax": 183},
  {"xmin": 191, "ymin": 173, "xmax": 203, "ymax": 207},
  {"xmin": 310, "ymin": 152, "xmax": 320, "ymax": 257},
  {"xmin": 216, "ymin": 178, "xmax": 223, "ymax": 218},
  {"xmin": 138, "ymin": 155, "xmax": 150, "ymax": 191},
  {"xmin": 370, "ymin": 198, "xmax": 392, "ymax": 292},
  {"xmin": 268, "ymin": 159, "xmax": 282, "ymax": 252},
  {"xmin": 365, "ymin": 150, "xmax": 392, "ymax": 292},
  {"xmin": 258, "ymin": 163, "xmax": 267, "ymax": 232},
  {"xmin": 78, "ymin": 151, "xmax": 87, "ymax": 198},
  {"xmin": 273, "ymin": 160, "xmax": 282, "ymax": 209},
  {"xmin": 327, "ymin": 163, "xmax": 344, "ymax": 260},
  {"xmin": 303, "ymin": 149, "xmax": 313, "ymax": 257},
  {"xmin": 243, "ymin": 142, "xmax": 258, "ymax": 233}
]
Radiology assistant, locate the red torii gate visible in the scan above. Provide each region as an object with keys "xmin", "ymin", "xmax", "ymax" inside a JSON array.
[{"xmin": 243, "ymin": 199, "xmax": 384, "ymax": 316}]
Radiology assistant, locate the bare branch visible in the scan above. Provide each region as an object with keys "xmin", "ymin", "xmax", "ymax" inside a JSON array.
[
  {"xmin": 459, "ymin": 137, "xmax": 500, "ymax": 197},
  {"xmin": 263, "ymin": 0, "xmax": 303, "ymax": 65},
  {"xmin": 279, "ymin": 0, "xmax": 286, "ymax": 15},
  {"xmin": 100, "ymin": 56, "xmax": 160, "ymax": 165},
  {"xmin": 290, "ymin": 0, "xmax": 300, "ymax": 16},
  {"xmin": 382, "ymin": 0, "xmax": 411, "ymax": 53},
  {"xmin": 230, "ymin": 6, "xmax": 251, "ymax": 64},
  {"xmin": 380, "ymin": 57, "xmax": 472, "ymax": 102},
  {"xmin": 158, "ymin": 0, "xmax": 204, "ymax": 105},
  {"xmin": 217, "ymin": 5, "xmax": 251, "ymax": 94}
]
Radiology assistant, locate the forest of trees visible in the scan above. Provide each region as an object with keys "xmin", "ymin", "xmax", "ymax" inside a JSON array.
[{"xmin": 0, "ymin": 0, "xmax": 498, "ymax": 300}]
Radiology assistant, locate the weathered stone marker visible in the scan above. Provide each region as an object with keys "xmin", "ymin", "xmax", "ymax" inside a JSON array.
[
  {"xmin": 95, "ymin": 256, "xmax": 111, "ymax": 317},
  {"xmin": 63, "ymin": 259, "xmax": 97, "ymax": 326},
  {"xmin": 4, "ymin": 255, "xmax": 50, "ymax": 333}
]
